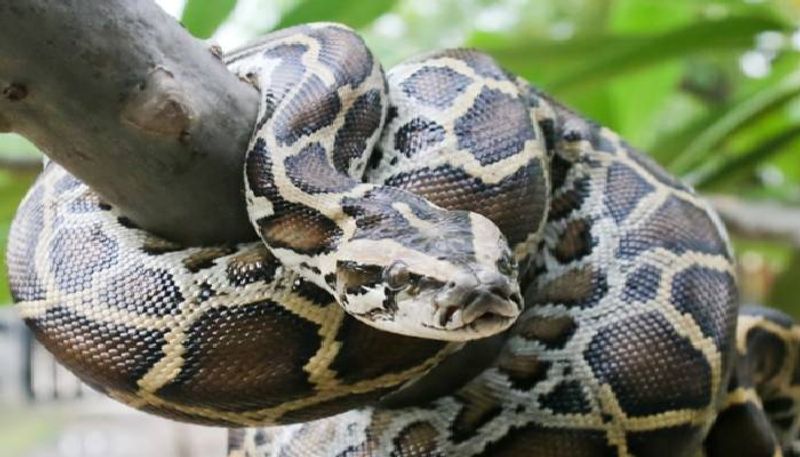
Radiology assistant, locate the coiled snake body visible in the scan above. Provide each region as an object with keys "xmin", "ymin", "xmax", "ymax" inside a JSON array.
[{"xmin": 6, "ymin": 23, "xmax": 800, "ymax": 456}]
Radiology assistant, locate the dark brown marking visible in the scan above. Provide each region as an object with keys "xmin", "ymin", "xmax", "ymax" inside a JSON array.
[
  {"xmin": 158, "ymin": 300, "xmax": 320, "ymax": 413},
  {"xmin": 527, "ymin": 266, "xmax": 607, "ymax": 308},
  {"xmin": 705, "ymin": 402, "xmax": 779, "ymax": 457},
  {"xmin": 451, "ymin": 382, "xmax": 504, "ymax": 443},
  {"xmin": 621, "ymin": 264, "xmax": 661, "ymax": 304},
  {"xmin": 225, "ymin": 245, "xmax": 280, "ymax": 287},
  {"xmin": 393, "ymin": 116, "xmax": 446, "ymax": 158},
  {"xmin": 257, "ymin": 207, "xmax": 341, "ymax": 255},
  {"xmin": 627, "ymin": 424, "xmax": 704, "ymax": 457},
  {"xmin": 383, "ymin": 159, "xmax": 548, "ymax": 249},
  {"xmin": 141, "ymin": 235, "xmax": 184, "ymax": 255},
  {"xmin": 182, "ymin": 246, "xmax": 236, "ymax": 273},
  {"xmin": 285, "ymin": 142, "xmax": 357, "ymax": 194},
  {"xmin": 516, "ymin": 315, "xmax": 577, "ymax": 349},
  {"xmin": 26, "ymin": 306, "xmax": 164, "ymax": 394},
  {"xmin": 539, "ymin": 380, "xmax": 592, "ymax": 414},
  {"xmin": 273, "ymin": 73, "xmax": 341, "ymax": 146},
  {"xmin": 671, "ymin": 266, "xmax": 738, "ymax": 353},
  {"xmin": 401, "ymin": 66, "xmax": 472, "ymax": 108},
  {"xmin": 585, "ymin": 311, "xmax": 713, "ymax": 417},
  {"xmin": 391, "ymin": 421, "xmax": 443, "ymax": 457},
  {"xmin": 604, "ymin": 161, "xmax": 655, "ymax": 224},
  {"xmin": 496, "ymin": 349, "xmax": 550, "ymax": 391},
  {"xmin": 313, "ymin": 26, "xmax": 374, "ymax": 87},
  {"xmin": 619, "ymin": 195, "xmax": 728, "ymax": 258},
  {"xmin": 553, "ymin": 218, "xmax": 593, "ymax": 263},
  {"xmin": 332, "ymin": 89, "xmax": 384, "ymax": 173},
  {"xmin": 548, "ymin": 177, "xmax": 589, "ymax": 222},
  {"xmin": 330, "ymin": 316, "xmax": 447, "ymax": 384},
  {"xmin": 745, "ymin": 327, "xmax": 788, "ymax": 385},
  {"xmin": 455, "ymin": 87, "xmax": 535, "ymax": 166},
  {"xmin": 476, "ymin": 424, "xmax": 616, "ymax": 457}
]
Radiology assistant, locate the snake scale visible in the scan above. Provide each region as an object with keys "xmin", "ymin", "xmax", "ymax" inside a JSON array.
[{"xmin": 6, "ymin": 23, "xmax": 800, "ymax": 456}]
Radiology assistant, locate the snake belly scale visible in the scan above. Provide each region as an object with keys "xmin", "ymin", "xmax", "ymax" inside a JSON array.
[{"xmin": 6, "ymin": 23, "xmax": 800, "ymax": 456}]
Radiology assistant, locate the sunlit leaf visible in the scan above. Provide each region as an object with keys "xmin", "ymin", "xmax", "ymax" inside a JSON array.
[
  {"xmin": 478, "ymin": 15, "xmax": 788, "ymax": 92},
  {"xmin": 274, "ymin": 0, "xmax": 397, "ymax": 30},
  {"xmin": 669, "ymin": 70, "xmax": 800, "ymax": 173},
  {"xmin": 692, "ymin": 125, "xmax": 800, "ymax": 189},
  {"xmin": 181, "ymin": 0, "xmax": 238, "ymax": 38},
  {"xmin": 551, "ymin": 15, "xmax": 788, "ymax": 92}
]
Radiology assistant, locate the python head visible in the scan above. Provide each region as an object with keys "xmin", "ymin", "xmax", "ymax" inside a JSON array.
[{"xmin": 334, "ymin": 189, "xmax": 523, "ymax": 341}]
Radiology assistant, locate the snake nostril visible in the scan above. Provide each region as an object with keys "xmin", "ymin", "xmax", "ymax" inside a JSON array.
[{"xmin": 488, "ymin": 284, "xmax": 512, "ymax": 300}]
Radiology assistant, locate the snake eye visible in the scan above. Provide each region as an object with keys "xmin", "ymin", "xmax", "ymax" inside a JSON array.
[
  {"xmin": 496, "ymin": 253, "xmax": 515, "ymax": 276},
  {"xmin": 384, "ymin": 261, "xmax": 411, "ymax": 290}
]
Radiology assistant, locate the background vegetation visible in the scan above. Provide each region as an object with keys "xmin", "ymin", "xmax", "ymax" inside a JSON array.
[{"xmin": 2, "ymin": 0, "xmax": 799, "ymax": 313}]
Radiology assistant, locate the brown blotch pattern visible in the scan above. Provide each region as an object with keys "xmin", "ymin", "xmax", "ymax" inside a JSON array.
[
  {"xmin": 27, "ymin": 306, "xmax": 164, "ymax": 395},
  {"xmin": 225, "ymin": 244, "xmax": 281, "ymax": 287},
  {"xmin": 401, "ymin": 66, "xmax": 472, "ymax": 109},
  {"xmin": 527, "ymin": 266, "xmax": 607, "ymax": 309},
  {"xmin": 451, "ymin": 382, "xmax": 504, "ymax": 442},
  {"xmin": 516, "ymin": 315, "xmax": 577, "ymax": 349},
  {"xmin": 330, "ymin": 316, "xmax": 447, "ymax": 384},
  {"xmin": 391, "ymin": 421, "xmax": 443, "ymax": 457},
  {"xmin": 157, "ymin": 300, "xmax": 320, "ymax": 413},
  {"xmin": 476, "ymin": 424, "xmax": 616, "ymax": 457},
  {"xmin": 553, "ymin": 218, "xmax": 593, "ymax": 264},
  {"xmin": 496, "ymin": 349, "xmax": 550, "ymax": 391},
  {"xmin": 585, "ymin": 312, "xmax": 713, "ymax": 417}
]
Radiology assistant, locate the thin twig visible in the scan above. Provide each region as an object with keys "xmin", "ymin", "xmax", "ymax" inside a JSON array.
[{"xmin": 706, "ymin": 194, "xmax": 800, "ymax": 248}]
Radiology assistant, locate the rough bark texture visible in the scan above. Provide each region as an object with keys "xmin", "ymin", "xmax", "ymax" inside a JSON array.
[{"xmin": 0, "ymin": 0, "xmax": 259, "ymax": 245}]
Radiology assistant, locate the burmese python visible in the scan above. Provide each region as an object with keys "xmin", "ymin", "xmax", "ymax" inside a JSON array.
[{"xmin": 6, "ymin": 23, "xmax": 800, "ymax": 456}]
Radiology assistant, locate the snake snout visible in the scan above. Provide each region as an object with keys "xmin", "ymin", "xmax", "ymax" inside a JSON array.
[{"xmin": 435, "ymin": 271, "xmax": 521, "ymax": 331}]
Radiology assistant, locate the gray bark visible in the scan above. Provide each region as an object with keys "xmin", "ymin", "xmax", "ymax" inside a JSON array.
[{"xmin": 0, "ymin": 0, "xmax": 259, "ymax": 245}]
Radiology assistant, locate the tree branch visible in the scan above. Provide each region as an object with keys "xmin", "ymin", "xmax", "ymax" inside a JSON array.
[
  {"xmin": 707, "ymin": 195, "xmax": 800, "ymax": 248},
  {"xmin": 0, "ymin": 1, "xmax": 259, "ymax": 245}
]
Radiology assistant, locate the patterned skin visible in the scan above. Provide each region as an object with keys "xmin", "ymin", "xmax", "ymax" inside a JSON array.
[{"xmin": 5, "ymin": 22, "xmax": 795, "ymax": 457}]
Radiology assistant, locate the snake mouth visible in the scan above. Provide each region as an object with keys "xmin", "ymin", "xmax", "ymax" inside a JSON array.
[{"xmin": 433, "ymin": 289, "xmax": 521, "ymax": 336}]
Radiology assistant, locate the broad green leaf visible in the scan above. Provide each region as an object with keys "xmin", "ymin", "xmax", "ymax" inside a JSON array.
[
  {"xmin": 181, "ymin": 0, "xmax": 238, "ymax": 38},
  {"xmin": 608, "ymin": 0, "xmax": 693, "ymax": 34},
  {"xmin": 649, "ymin": 52, "xmax": 800, "ymax": 165},
  {"xmin": 550, "ymin": 15, "xmax": 788, "ymax": 92},
  {"xmin": 274, "ymin": 0, "xmax": 397, "ymax": 31},
  {"xmin": 692, "ymin": 125, "xmax": 800, "ymax": 190},
  {"xmin": 669, "ymin": 70, "xmax": 800, "ymax": 174},
  {"xmin": 606, "ymin": 62, "xmax": 683, "ymax": 148},
  {"xmin": 478, "ymin": 15, "xmax": 788, "ymax": 93}
]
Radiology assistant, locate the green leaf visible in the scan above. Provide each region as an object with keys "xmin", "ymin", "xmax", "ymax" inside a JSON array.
[
  {"xmin": 691, "ymin": 125, "xmax": 800, "ymax": 190},
  {"xmin": 552, "ymin": 15, "xmax": 788, "ymax": 92},
  {"xmin": 274, "ymin": 0, "xmax": 397, "ymax": 31},
  {"xmin": 669, "ymin": 70, "xmax": 800, "ymax": 174},
  {"xmin": 478, "ymin": 15, "xmax": 788, "ymax": 93},
  {"xmin": 181, "ymin": 0, "xmax": 238, "ymax": 38}
]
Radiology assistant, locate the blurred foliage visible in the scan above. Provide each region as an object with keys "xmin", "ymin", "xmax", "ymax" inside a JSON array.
[{"xmin": 2, "ymin": 0, "xmax": 800, "ymax": 310}]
